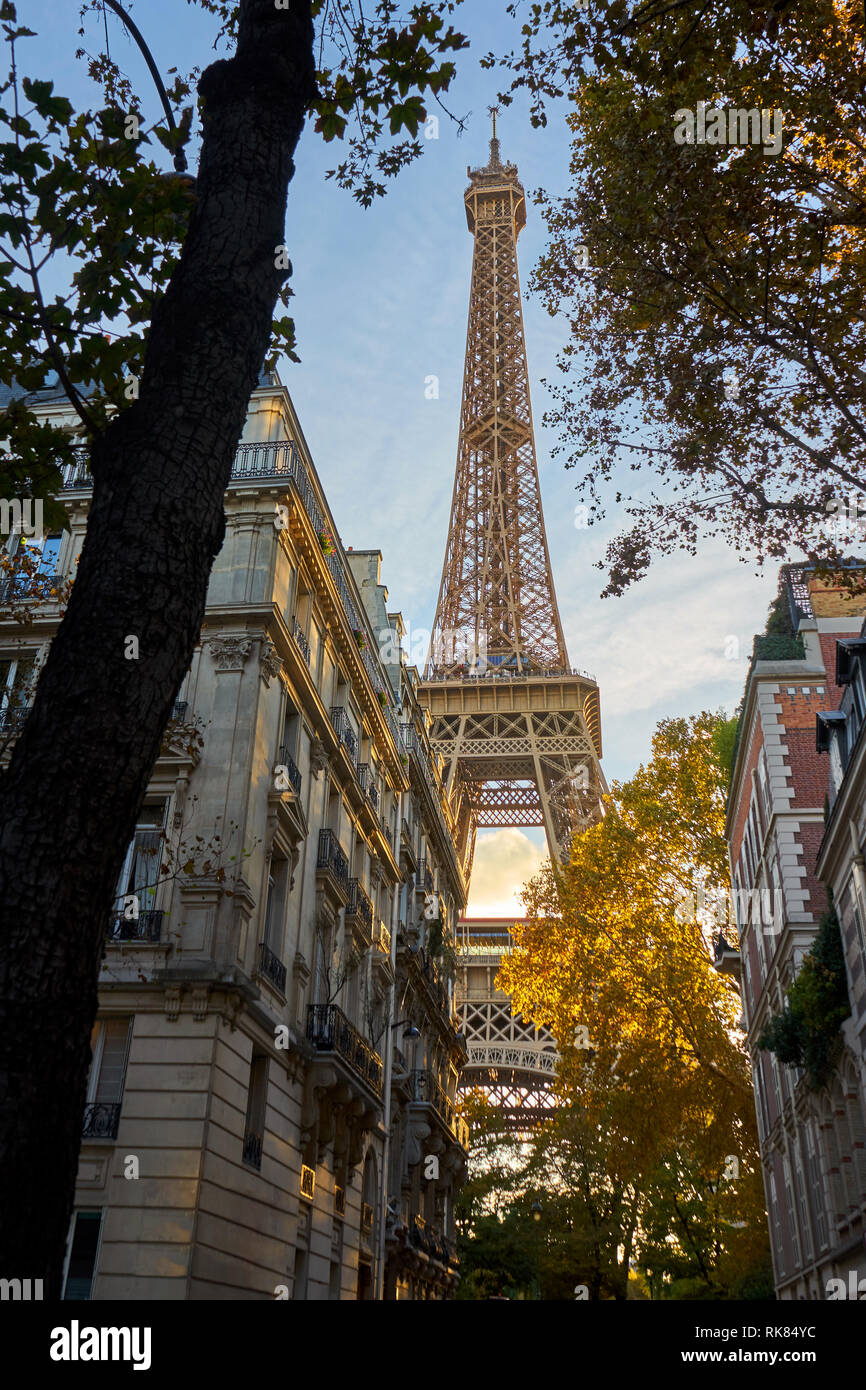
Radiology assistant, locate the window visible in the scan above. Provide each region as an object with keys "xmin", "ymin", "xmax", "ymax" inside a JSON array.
[
  {"xmin": 3, "ymin": 530, "xmax": 62, "ymax": 582},
  {"xmin": 793, "ymin": 1146, "xmax": 812, "ymax": 1262},
  {"xmin": 84, "ymin": 1018, "xmax": 132, "ymax": 1137},
  {"xmin": 757, "ymin": 754, "xmax": 771, "ymax": 827},
  {"xmin": 62, "ymin": 1211, "xmax": 103, "ymax": 1300},
  {"xmin": 768, "ymin": 1171, "xmax": 784, "ymax": 1274},
  {"xmin": 848, "ymin": 882, "xmax": 866, "ymax": 964},
  {"xmin": 0, "ymin": 652, "xmax": 37, "ymax": 726},
  {"xmin": 281, "ymin": 699, "xmax": 300, "ymax": 763},
  {"xmin": 263, "ymin": 855, "xmax": 289, "ymax": 953},
  {"xmin": 783, "ymin": 1156, "xmax": 800, "ymax": 1269},
  {"xmin": 114, "ymin": 802, "xmax": 166, "ymax": 918},
  {"xmin": 806, "ymin": 1122, "xmax": 828, "ymax": 1251},
  {"xmin": 242, "ymin": 1053, "xmax": 269, "ymax": 1169}
]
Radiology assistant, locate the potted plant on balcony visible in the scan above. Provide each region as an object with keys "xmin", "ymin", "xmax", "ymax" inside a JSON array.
[
  {"xmin": 376, "ymin": 690, "xmax": 387, "ymax": 708},
  {"xmin": 318, "ymin": 529, "xmax": 336, "ymax": 556},
  {"xmin": 353, "ymin": 628, "xmax": 367, "ymax": 651}
]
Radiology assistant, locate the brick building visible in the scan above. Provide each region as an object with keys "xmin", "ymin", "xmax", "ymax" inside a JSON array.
[{"xmin": 724, "ymin": 563, "xmax": 866, "ymax": 1298}]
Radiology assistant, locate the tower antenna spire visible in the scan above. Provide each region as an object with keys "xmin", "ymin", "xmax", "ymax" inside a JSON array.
[{"xmin": 487, "ymin": 104, "xmax": 501, "ymax": 167}]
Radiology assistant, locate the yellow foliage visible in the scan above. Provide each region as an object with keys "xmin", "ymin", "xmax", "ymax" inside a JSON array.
[{"xmin": 500, "ymin": 712, "xmax": 756, "ymax": 1186}]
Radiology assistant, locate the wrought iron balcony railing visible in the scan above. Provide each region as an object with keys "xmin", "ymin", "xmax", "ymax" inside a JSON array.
[
  {"xmin": 346, "ymin": 878, "xmax": 373, "ymax": 933},
  {"xmin": 258, "ymin": 941, "xmax": 287, "ymax": 994},
  {"xmin": 0, "ymin": 571, "xmax": 63, "ymax": 603},
  {"xmin": 290, "ymin": 616, "xmax": 311, "ymax": 665},
  {"xmin": 0, "ymin": 703, "xmax": 31, "ymax": 734},
  {"xmin": 276, "ymin": 744, "xmax": 302, "ymax": 798},
  {"xmin": 356, "ymin": 762, "xmax": 380, "ymax": 810},
  {"xmin": 329, "ymin": 707, "xmax": 357, "ymax": 760},
  {"xmin": 306, "ymin": 1004, "xmax": 383, "ymax": 1099},
  {"xmin": 242, "ymin": 1131, "xmax": 263, "ymax": 1170},
  {"xmin": 59, "ymin": 450, "xmax": 92, "ymax": 490},
  {"xmin": 417, "ymin": 859, "xmax": 434, "ymax": 894},
  {"xmin": 409, "ymin": 1069, "xmax": 454, "ymax": 1129},
  {"xmin": 170, "ymin": 700, "xmax": 188, "ymax": 722},
  {"xmin": 81, "ymin": 1101, "xmax": 122, "ymax": 1140},
  {"xmin": 317, "ymin": 829, "xmax": 348, "ymax": 885},
  {"xmin": 106, "ymin": 910, "xmax": 163, "ymax": 944}
]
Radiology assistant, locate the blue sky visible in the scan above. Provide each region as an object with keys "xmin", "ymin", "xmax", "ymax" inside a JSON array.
[{"xmin": 21, "ymin": 0, "xmax": 780, "ymax": 911}]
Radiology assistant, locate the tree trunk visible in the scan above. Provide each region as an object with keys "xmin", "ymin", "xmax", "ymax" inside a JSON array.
[{"xmin": 0, "ymin": 0, "xmax": 316, "ymax": 1296}]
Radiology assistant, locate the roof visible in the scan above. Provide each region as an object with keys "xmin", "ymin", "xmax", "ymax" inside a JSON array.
[
  {"xmin": 836, "ymin": 636, "xmax": 866, "ymax": 687},
  {"xmin": 1, "ymin": 366, "xmax": 281, "ymax": 413}
]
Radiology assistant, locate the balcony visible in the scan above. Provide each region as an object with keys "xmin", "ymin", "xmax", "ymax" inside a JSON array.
[
  {"xmin": 417, "ymin": 860, "xmax": 434, "ymax": 894},
  {"xmin": 60, "ymin": 450, "xmax": 92, "ymax": 490},
  {"xmin": 106, "ymin": 910, "xmax": 163, "ymax": 944},
  {"xmin": 409, "ymin": 1215, "xmax": 450, "ymax": 1265},
  {"xmin": 258, "ymin": 941, "xmax": 287, "ymax": 994},
  {"xmin": 346, "ymin": 878, "xmax": 374, "ymax": 935},
  {"xmin": 409, "ymin": 1070, "xmax": 468, "ymax": 1148},
  {"xmin": 356, "ymin": 763, "xmax": 380, "ymax": 810},
  {"xmin": 0, "ymin": 703, "xmax": 31, "ymax": 734},
  {"xmin": 242, "ymin": 1131, "xmax": 263, "ymax": 1171},
  {"xmin": 290, "ymin": 616, "xmax": 311, "ymax": 665},
  {"xmin": 330, "ymin": 707, "xmax": 357, "ymax": 760},
  {"xmin": 410, "ymin": 1069, "xmax": 454, "ymax": 1129},
  {"xmin": 306, "ymin": 1004, "xmax": 383, "ymax": 1099},
  {"xmin": 275, "ymin": 744, "xmax": 302, "ymax": 798},
  {"xmin": 317, "ymin": 828, "xmax": 349, "ymax": 891},
  {"xmin": 81, "ymin": 1102, "xmax": 121, "ymax": 1140},
  {"xmin": 0, "ymin": 570, "xmax": 63, "ymax": 603}
]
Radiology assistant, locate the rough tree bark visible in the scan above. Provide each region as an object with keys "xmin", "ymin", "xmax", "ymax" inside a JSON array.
[{"xmin": 0, "ymin": 0, "xmax": 316, "ymax": 1295}]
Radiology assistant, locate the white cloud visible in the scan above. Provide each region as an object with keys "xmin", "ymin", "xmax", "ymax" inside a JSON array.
[{"xmin": 465, "ymin": 828, "xmax": 547, "ymax": 918}]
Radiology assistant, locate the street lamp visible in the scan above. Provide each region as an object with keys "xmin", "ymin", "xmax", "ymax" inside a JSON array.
[
  {"xmin": 530, "ymin": 1201, "xmax": 542, "ymax": 1300},
  {"xmin": 391, "ymin": 1018, "xmax": 420, "ymax": 1038}
]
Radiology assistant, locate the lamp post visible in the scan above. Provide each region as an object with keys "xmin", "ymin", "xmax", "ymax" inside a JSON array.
[
  {"xmin": 531, "ymin": 1200, "xmax": 542, "ymax": 1300},
  {"xmin": 375, "ymin": 804, "xmax": 421, "ymax": 1302}
]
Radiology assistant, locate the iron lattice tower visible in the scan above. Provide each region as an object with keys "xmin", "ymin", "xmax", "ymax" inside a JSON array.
[
  {"xmin": 419, "ymin": 115, "xmax": 608, "ymax": 1123},
  {"xmin": 421, "ymin": 114, "xmax": 606, "ymax": 878}
]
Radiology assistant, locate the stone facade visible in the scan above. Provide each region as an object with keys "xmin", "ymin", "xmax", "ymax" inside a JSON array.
[
  {"xmin": 724, "ymin": 564, "xmax": 866, "ymax": 1299},
  {"xmin": 0, "ymin": 373, "xmax": 468, "ymax": 1299}
]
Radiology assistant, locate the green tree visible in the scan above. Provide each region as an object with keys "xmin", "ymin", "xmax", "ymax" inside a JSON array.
[
  {"xmin": 0, "ymin": 0, "xmax": 467, "ymax": 1293},
  {"xmin": 759, "ymin": 905, "xmax": 851, "ymax": 1089}
]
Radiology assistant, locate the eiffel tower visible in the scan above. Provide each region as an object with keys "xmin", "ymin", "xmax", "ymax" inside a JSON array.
[{"xmin": 418, "ymin": 114, "xmax": 607, "ymax": 1123}]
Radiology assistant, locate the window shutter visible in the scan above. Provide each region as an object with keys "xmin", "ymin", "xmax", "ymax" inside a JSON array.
[{"xmin": 94, "ymin": 1018, "xmax": 131, "ymax": 1104}]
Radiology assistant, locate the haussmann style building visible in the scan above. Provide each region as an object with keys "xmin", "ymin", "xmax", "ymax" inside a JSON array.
[{"xmin": 0, "ymin": 371, "xmax": 472, "ymax": 1300}]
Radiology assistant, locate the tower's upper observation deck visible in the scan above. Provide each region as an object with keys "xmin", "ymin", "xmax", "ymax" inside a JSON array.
[{"xmin": 464, "ymin": 108, "xmax": 526, "ymax": 236}]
